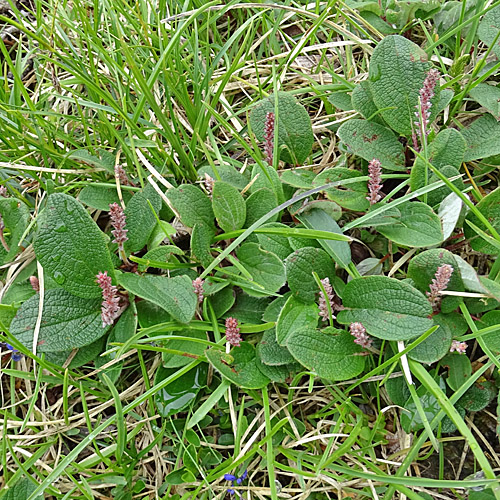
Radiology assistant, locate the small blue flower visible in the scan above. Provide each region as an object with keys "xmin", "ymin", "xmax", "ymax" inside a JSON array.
[
  {"xmin": 224, "ymin": 474, "xmax": 237, "ymax": 481},
  {"xmin": 236, "ymin": 470, "xmax": 248, "ymax": 485},
  {"xmin": 224, "ymin": 470, "xmax": 247, "ymax": 497},
  {"xmin": 3, "ymin": 342, "xmax": 22, "ymax": 361}
]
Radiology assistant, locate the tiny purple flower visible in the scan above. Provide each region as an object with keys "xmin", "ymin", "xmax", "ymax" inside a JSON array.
[
  {"xmin": 192, "ymin": 277, "xmax": 204, "ymax": 304},
  {"xmin": 96, "ymin": 271, "xmax": 121, "ymax": 327},
  {"xmin": 264, "ymin": 112, "xmax": 275, "ymax": 165},
  {"xmin": 318, "ymin": 277, "xmax": 335, "ymax": 321},
  {"xmin": 366, "ymin": 158, "xmax": 383, "ymax": 205}
]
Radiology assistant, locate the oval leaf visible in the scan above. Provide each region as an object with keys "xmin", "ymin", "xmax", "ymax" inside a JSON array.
[
  {"xmin": 10, "ymin": 288, "xmax": 108, "ymax": 352},
  {"xmin": 33, "ymin": 194, "xmax": 115, "ymax": 298},
  {"xmin": 212, "ymin": 181, "xmax": 246, "ymax": 232},
  {"xmin": 337, "ymin": 276, "xmax": 433, "ymax": 340},
  {"xmin": 286, "ymin": 327, "xmax": 365, "ymax": 381},
  {"xmin": 118, "ymin": 274, "xmax": 197, "ymax": 324}
]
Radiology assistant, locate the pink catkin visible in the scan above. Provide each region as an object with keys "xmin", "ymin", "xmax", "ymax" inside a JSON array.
[
  {"xmin": 450, "ymin": 340, "xmax": 467, "ymax": 354},
  {"xmin": 414, "ymin": 68, "xmax": 440, "ymax": 148},
  {"xmin": 319, "ymin": 277, "xmax": 336, "ymax": 321},
  {"xmin": 264, "ymin": 112, "xmax": 275, "ymax": 165},
  {"xmin": 225, "ymin": 317, "xmax": 241, "ymax": 347},
  {"xmin": 96, "ymin": 271, "xmax": 121, "ymax": 327},
  {"xmin": 203, "ymin": 173, "xmax": 215, "ymax": 198},
  {"xmin": 115, "ymin": 164, "xmax": 131, "ymax": 186},
  {"xmin": 0, "ymin": 186, "xmax": 8, "ymax": 197},
  {"xmin": 350, "ymin": 322, "xmax": 372, "ymax": 349},
  {"xmin": 366, "ymin": 158, "xmax": 383, "ymax": 205},
  {"xmin": 192, "ymin": 277, "xmax": 204, "ymax": 303},
  {"xmin": 30, "ymin": 276, "xmax": 40, "ymax": 292},
  {"xmin": 427, "ymin": 263, "xmax": 453, "ymax": 308},
  {"xmin": 109, "ymin": 203, "xmax": 128, "ymax": 262}
]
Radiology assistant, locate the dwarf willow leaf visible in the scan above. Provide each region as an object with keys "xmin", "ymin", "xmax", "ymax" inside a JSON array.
[
  {"xmin": 0, "ymin": 198, "xmax": 29, "ymax": 265},
  {"xmin": 244, "ymin": 188, "xmax": 279, "ymax": 227},
  {"xmin": 408, "ymin": 313, "xmax": 467, "ymax": 364},
  {"xmin": 166, "ymin": 184, "xmax": 214, "ymax": 228},
  {"xmin": 10, "ymin": 288, "xmax": 107, "ymax": 352},
  {"xmin": 464, "ymin": 187, "xmax": 500, "ymax": 254},
  {"xmin": 478, "ymin": 4, "xmax": 500, "ymax": 58},
  {"xmin": 249, "ymin": 91, "xmax": 314, "ymax": 165},
  {"xmin": 119, "ymin": 274, "xmax": 197, "ymax": 324},
  {"xmin": 276, "ymin": 296, "xmax": 319, "ymax": 346},
  {"xmin": 286, "ymin": 327, "xmax": 365, "ymax": 381},
  {"xmin": 297, "ymin": 208, "xmax": 351, "ymax": 269},
  {"xmin": 351, "ymin": 81, "xmax": 384, "ymax": 123},
  {"xmin": 313, "ymin": 167, "xmax": 369, "ymax": 211},
  {"xmin": 369, "ymin": 35, "xmax": 438, "ymax": 135},
  {"xmin": 78, "ymin": 185, "xmax": 132, "ymax": 211},
  {"xmin": 212, "ymin": 181, "xmax": 246, "ymax": 232},
  {"xmin": 337, "ymin": 119, "xmax": 405, "ymax": 170},
  {"xmin": 237, "ymin": 243, "xmax": 286, "ymax": 294},
  {"xmin": 407, "ymin": 249, "xmax": 464, "ymax": 313},
  {"xmin": 257, "ymin": 328, "xmax": 295, "ymax": 366},
  {"xmin": 124, "ymin": 184, "xmax": 162, "ymax": 253},
  {"xmin": 2, "ymin": 477, "xmax": 38, "ymax": 500},
  {"xmin": 255, "ymin": 358, "xmax": 299, "ymax": 383},
  {"xmin": 33, "ymin": 193, "xmax": 115, "ymax": 298},
  {"xmin": 285, "ymin": 247, "xmax": 333, "ymax": 303},
  {"xmin": 443, "ymin": 352, "xmax": 472, "ymax": 392},
  {"xmin": 337, "ymin": 276, "xmax": 433, "ymax": 340},
  {"xmin": 469, "ymin": 84, "xmax": 500, "ymax": 120},
  {"xmin": 377, "ymin": 202, "xmax": 443, "ymax": 247},
  {"xmin": 461, "ymin": 114, "xmax": 500, "ymax": 161},
  {"xmin": 206, "ymin": 342, "xmax": 270, "ymax": 389}
]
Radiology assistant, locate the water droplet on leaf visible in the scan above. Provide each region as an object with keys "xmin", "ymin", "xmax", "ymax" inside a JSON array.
[{"xmin": 53, "ymin": 271, "xmax": 65, "ymax": 284}]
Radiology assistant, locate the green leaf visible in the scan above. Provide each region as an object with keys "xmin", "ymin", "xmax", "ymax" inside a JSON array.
[
  {"xmin": 337, "ymin": 276, "xmax": 433, "ymax": 340},
  {"xmin": 226, "ymin": 293, "xmax": 269, "ymax": 324},
  {"xmin": 478, "ymin": 4, "xmax": 500, "ymax": 58},
  {"xmin": 161, "ymin": 329, "xmax": 207, "ymax": 368},
  {"xmin": 209, "ymin": 286, "xmax": 235, "ymax": 318},
  {"xmin": 443, "ymin": 352, "xmax": 472, "ymax": 392},
  {"xmin": 401, "ymin": 377, "xmax": 446, "ymax": 432},
  {"xmin": 458, "ymin": 382, "xmax": 496, "ymax": 412},
  {"xmin": 280, "ymin": 168, "xmax": 316, "ymax": 189},
  {"xmin": 124, "ymin": 184, "xmax": 162, "ymax": 254},
  {"xmin": 0, "ymin": 198, "xmax": 29, "ymax": 265},
  {"xmin": 464, "ymin": 187, "xmax": 500, "ymax": 254},
  {"xmin": 255, "ymin": 223, "xmax": 293, "ymax": 260},
  {"xmin": 33, "ymin": 193, "xmax": 115, "ymax": 298},
  {"xmin": 47, "ymin": 336, "xmax": 106, "ymax": 369},
  {"xmin": 206, "ymin": 342, "xmax": 270, "ymax": 389},
  {"xmin": 154, "ymin": 364, "xmax": 207, "ymax": 417},
  {"xmin": 407, "ymin": 249, "xmax": 464, "ymax": 313},
  {"xmin": 147, "ymin": 221, "xmax": 177, "ymax": 250},
  {"xmin": 337, "ymin": 119, "xmax": 405, "ymax": 170},
  {"xmin": 118, "ymin": 274, "xmax": 197, "ymax": 324},
  {"xmin": 138, "ymin": 245, "xmax": 183, "ymax": 272},
  {"xmin": 369, "ymin": 35, "xmax": 439, "ymax": 135},
  {"xmin": 286, "ymin": 327, "xmax": 365, "ymax": 381},
  {"xmin": 328, "ymin": 90, "xmax": 354, "ymax": 111},
  {"xmin": 249, "ymin": 163, "xmax": 285, "ymax": 204},
  {"xmin": 469, "ymin": 83, "xmax": 500, "ymax": 120},
  {"xmin": 285, "ymin": 247, "xmax": 333, "ymax": 303},
  {"xmin": 249, "ymin": 91, "xmax": 314, "ymax": 165},
  {"xmin": 477, "ymin": 310, "xmax": 500, "ymax": 352},
  {"xmin": 257, "ymin": 328, "xmax": 295, "ymax": 366},
  {"xmin": 136, "ymin": 300, "xmax": 171, "ymax": 329},
  {"xmin": 237, "ymin": 243, "xmax": 286, "ymax": 294},
  {"xmin": 212, "ymin": 181, "xmax": 246, "ymax": 232},
  {"xmin": 166, "ymin": 185, "xmax": 214, "ymax": 228},
  {"xmin": 313, "ymin": 167, "xmax": 369, "ymax": 211},
  {"xmin": 255, "ymin": 358, "xmax": 299, "ymax": 383},
  {"xmin": 276, "ymin": 295, "xmax": 319, "ymax": 346},
  {"xmin": 377, "ymin": 202, "xmax": 444, "ymax": 247},
  {"xmin": 351, "ymin": 81, "xmax": 384, "ymax": 123},
  {"xmin": 244, "ymin": 188, "xmax": 279, "ymax": 227},
  {"xmin": 408, "ymin": 313, "xmax": 466, "ymax": 364},
  {"xmin": 96, "ymin": 304, "xmax": 137, "ymax": 382},
  {"xmin": 78, "ymin": 185, "xmax": 132, "ymax": 211},
  {"xmin": 461, "ymin": 114, "xmax": 500, "ymax": 161},
  {"xmin": 10, "ymin": 288, "xmax": 108, "ymax": 352},
  {"xmin": 412, "ymin": 164, "xmax": 464, "ymax": 208},
  {"xmin": 2, "ymin": 477, "xmax": 39, "ymax": 500},
  {"xmin": 297, "ymin": 208, "xmax": 351, "ymax": 269},
  {"xmin": 191, "ymin": 223, "xmax": 214, "ymax": 268},
  {"xmin": 198, "ymin": 164, "xmax": 248, "ymax": 190}
]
